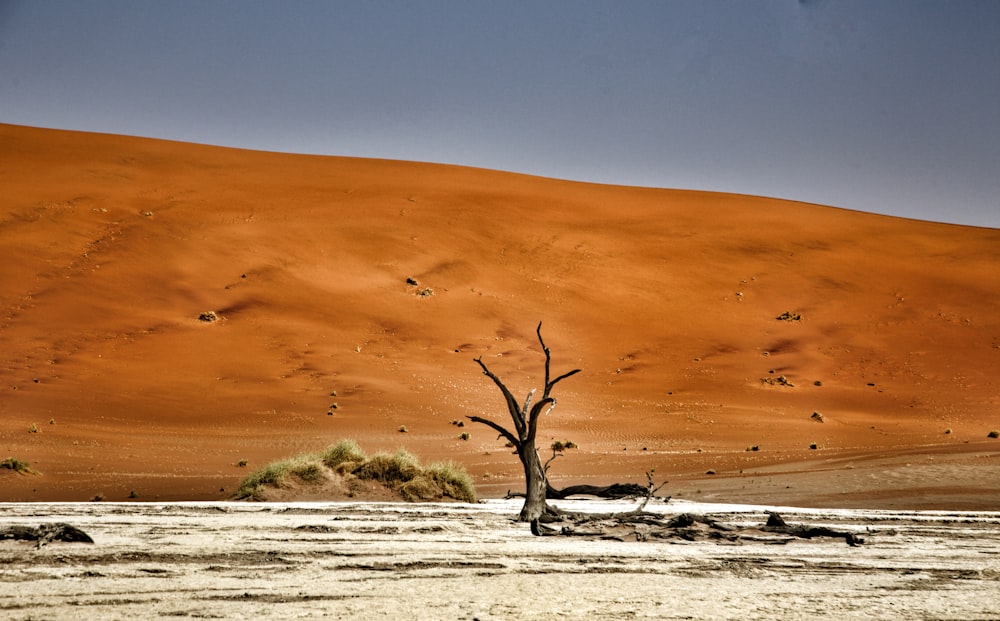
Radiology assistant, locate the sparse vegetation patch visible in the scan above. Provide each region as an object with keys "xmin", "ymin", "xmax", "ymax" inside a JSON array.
[
  {"xmin": 762, "ymin": 375, "xmax": 794, "ymax": 387},
  {"xmin": 321, "ymin": 439, "xmax": 367, "ymax": 471},
  {"xmin": 353, "ymin": 449, "xmax": 420, "ymax": 486},
  {"xmin": 1, "ymin": 457, "xmax": 34, "ymax": 474},
  {"xmin": 550, "ymin": 440, "xmax": 578, "ymax": 451},
  {"xmin": 236, "ymin": 441, "xmax": 476, "ymax": 503}
]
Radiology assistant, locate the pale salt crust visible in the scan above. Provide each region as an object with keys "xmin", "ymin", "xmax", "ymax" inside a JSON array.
[{"xmin": 2, "ymin": 499, "xmax": 998, "ymax": 620}]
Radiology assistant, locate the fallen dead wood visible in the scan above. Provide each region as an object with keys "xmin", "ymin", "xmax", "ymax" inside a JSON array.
[
  {"xmin": 546, "ymin": 482, "xmax": 650, "ymax": 499},
  {"xmin": 761, "ymin": 511, "xmax": 864, "ymax": 546},
  {"xmin": 517, "ymin": 472, "xmax": 862, "ymax": 546},
  {"xmin": 505, "ymin": 483, "xmax": 651, "ymax": 500},
  {"xmin": 530, "ymin": 511, "xmax": 865, "ymax": 546},
  {"xmin": 1, "ymin": 523, "xmax": 95, "ymax": 547}
]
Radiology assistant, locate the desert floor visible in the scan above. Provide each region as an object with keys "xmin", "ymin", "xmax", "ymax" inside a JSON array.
[
  {"xmin": 2, "ymin": 499, "xmax": 999, "ymax": 620},
  {"xmin": 2, "ymin": 124, "xmax": 999, "ymax": 508}
]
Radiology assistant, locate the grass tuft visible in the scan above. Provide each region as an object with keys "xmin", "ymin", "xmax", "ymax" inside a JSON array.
[
  {"xmin": 321, "ymin": 439, "xmax": 367, "ymax": 470},
  {"xmin": 1, "ymin": 456, "xmax": 34, "ymax": 474},
  {"xmin": 424, "ymin": 461, "xmax": 477, "ymax": 503},
  {"xmin": 353, "ymin": 449, "xmax": 420, "ymax": 486},
  {"xmin": 234, "ymin": 460, "xmax": 293, "ymax": 500},
  {"xmin": 290, "ymin": 457, "xmax": 326, "ymax": 483},
  {"xmin": 236, "ymin": 442, "xmax": 476, "ymax": 503},
  {"xmin": 550, "ymin": 440, "xmax": 578, "ymax": 452}
]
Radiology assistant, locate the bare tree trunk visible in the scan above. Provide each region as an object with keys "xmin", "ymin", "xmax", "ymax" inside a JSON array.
[{"xmin": 519, "ymin": 444, "xmax": 549, "ymax": 522}]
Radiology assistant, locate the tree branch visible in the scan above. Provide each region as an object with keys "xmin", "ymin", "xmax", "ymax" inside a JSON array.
[
  {"xmin": 549, "ymin": 368, "xmax": 581, "ymax": 391},
  {"xmin": 536, "ymin": 322, "xmax": 581, "ymax": 399},
  {"xmin": 473, "ymin": 357, "xmax": 526, "ymax": 437},
  {"xmin": 525, "ymin": 397, "xmax": 555, "ymax": 445},
  {"xmin": 543, "ymin": 449, "xmax": 563, "ymax": 473},
  {"xmin": 536, "ymin": 322, "xmax": 551, "ymax": 394},
  {"xmin": 467, "ymin": 415, "xmax": 519, "ymax": 449},
  {"xmin": 521, "ymin": 388, "xmax": 536, "ymax": 420}
]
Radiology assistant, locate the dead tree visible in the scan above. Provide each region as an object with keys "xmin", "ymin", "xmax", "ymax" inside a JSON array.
[{"xmin": 468, "ymin": 322, "xmax": 580, "ymax": 522}]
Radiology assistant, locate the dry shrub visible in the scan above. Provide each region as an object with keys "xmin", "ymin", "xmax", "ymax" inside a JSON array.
[
  {"xmin": 1, "ymin": 457, "xmax": 34, "ymax": 474},
  {"xmin": 551, "ymin": 440, "xmax": 578, "ymax": 452},
  {"xmin": 236, "ymin": 455, "xmax": 327, "ymax": 499},
  {"xmin": 322, "ymin": 439, "xmax": 367, "ymax": 471},
  {"xmin": 352, "ymin": 449, "xmax": 420, "ymax": 486},
  {"xmin": 234, "ymin": 460, "xmax": 293, "ymax": 500},
  {"xmin": 236, "ymin": 442, "xmax": 476, "ymax": 503},
  {"xmin": 425, "ymin": 461, "xmax": 477, "ymax": 503},
  {"xmin": 290, "ymin": 458, "xmax": 326, "ymax": 483},
  {"xmin": 399, "ymin": 474, "xmax": 441, "ymax": 501}
]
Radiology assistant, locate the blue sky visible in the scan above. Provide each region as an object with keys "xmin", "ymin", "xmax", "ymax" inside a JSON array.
[{"xmin": 2, "ymin": 1, "xmax": 998, "ymax": 228}]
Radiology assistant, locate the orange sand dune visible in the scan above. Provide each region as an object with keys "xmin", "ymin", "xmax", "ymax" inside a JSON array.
[{"xmin": 2, "ymin": 124, "xmax": 998, "ymax": 507}]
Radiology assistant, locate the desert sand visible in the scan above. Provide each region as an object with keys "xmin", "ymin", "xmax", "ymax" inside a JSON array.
[{"xmin": 1, "ymin": 124, "xmax": 998, "ymax": 507}]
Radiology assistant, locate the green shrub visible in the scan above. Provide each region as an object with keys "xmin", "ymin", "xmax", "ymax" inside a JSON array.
[
  {"xmin": 399, "ymin": 474, "xmax": 441, "ymax": 501},
  {"xmin": 1, "ymin": 457, "xmax": 33, "ymax": 474},
  {"xmin": 321, "ymin": 439, "xmax": 367, "ymax": 469},
  {"xmin": 234, "ymin": 460, "xmax": 293, "ymax": 500},
  {"xmin": 290, "ymin": 458, "xmax": 326, "ymax": 483},
  {"xmin": 353, "ymin": 449, "xmax": 419, "ymax": 485},
  {"xmin": 425, "ymin": 461, "xmax": 477, "ymax": 503},
  {"xmin": 235, "ymin": 455, "xmax": 327, "ymax": 499},
  {"xmin": 235, "ymin": 442, "xmax": 477, "ymax": 503}
]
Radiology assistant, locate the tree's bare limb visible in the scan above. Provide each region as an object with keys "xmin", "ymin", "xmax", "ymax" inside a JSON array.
[
  {"xmin": 543, "ymin": 449, "xmax": 563, "ymax": 473},
  {"xmin": 549, "ymin": 368, "xmax": 581, "ymax": 391},
  {"xmin": 521, "ymin": 388, "xmax": 536, "ymax": 419},
  {"xmin": 536, "ymin": 323, "xmax": 581, "ymax": 399},
  {"xmin": 467, "ymin": 415, "xmax": 519, "ymax": 448},
  {"xmin": 525, "ymin": 397, "xmax": 555, "ymax": 445},
  {"xmin": 633, "ymin": 471, "xmax": 669, "ymax": 513},
  {"xmin": 536, "ymin": 322, "xmax": 551, "ymax": 392},
  {"xmin": 473, "ymin": 357, "xmax": 526, "ymax": 436}
]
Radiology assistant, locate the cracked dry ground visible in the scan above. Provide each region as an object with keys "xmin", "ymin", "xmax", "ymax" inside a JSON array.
[{"xmin": 1, "ymin": 500, "xmax": 998, "ymax": 620}]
